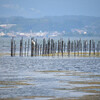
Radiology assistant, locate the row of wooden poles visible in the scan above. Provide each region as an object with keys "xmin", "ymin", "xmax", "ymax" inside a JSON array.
[{"xmin": 11, "ymin": 37, "xmax": 100, "ymax": 57}]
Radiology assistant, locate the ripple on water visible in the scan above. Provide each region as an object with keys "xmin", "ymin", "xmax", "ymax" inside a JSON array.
[{"xmin": 0, "ymin": 57, "xmax": 100, "ymax": 99}]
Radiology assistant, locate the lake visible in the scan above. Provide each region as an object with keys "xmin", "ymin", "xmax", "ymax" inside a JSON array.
[
  {"xmin": 0, "ymin": 37, "xmax": 100, "ymax": 100},
  {"xmin": 0, "ymin": 56, "xmax": 100, "ymax": 100}
]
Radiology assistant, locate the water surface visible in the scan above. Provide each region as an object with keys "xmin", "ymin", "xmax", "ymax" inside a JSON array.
[{"xmin": 0, "ymin": 56, "xmax": 100, "ymax": 100}]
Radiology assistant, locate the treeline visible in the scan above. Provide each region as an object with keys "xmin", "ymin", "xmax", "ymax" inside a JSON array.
[{"xmin": 0, "ymin": 16, "xmax": 100, "ymax": 36}]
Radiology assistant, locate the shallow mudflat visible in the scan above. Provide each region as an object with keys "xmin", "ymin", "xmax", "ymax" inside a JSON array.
[{"xmin": 0, "ymin": 56, "xmax": 100, "ymax": 100}]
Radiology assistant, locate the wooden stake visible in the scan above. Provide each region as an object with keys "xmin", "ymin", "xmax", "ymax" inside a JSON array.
[{"xmin": 11, "ymin": 37, "xmax": 14, "ymax": 57}]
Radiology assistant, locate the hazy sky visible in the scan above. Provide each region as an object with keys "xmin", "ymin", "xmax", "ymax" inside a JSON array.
[{"xmin": 0, "ymin": 0, "xmax": 100, "ymax": 18}]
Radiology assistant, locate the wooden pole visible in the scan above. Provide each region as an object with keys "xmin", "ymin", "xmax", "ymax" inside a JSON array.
[
  {"xmin": 25, "ymin": 41, "xmax": 27, "ymax": 56},
  {"xmin": 77, "ymin": 40, "xmax": 79, "ymax": 56},
  {"xmin": 80, "ymin": 39, "xmax": 82, "ymax": 56},
  {"xmin": 38, "ymin": 44, "xmax": 39, "ymax": 56},
  {"xmin": 67, "ymin": 39, "xmax": 70, "ymax": 56},
  {"xmin": 48, "ymin": 38, "xmax": 50, "ymax": 56},
  {"xmin": 31, "ymin": 38, "xmax": 34, "ymax": 57},
  {"xmin": 43, "ymin": 38, "xmax": 46, "ymax": 56},
  {"xmin": 14, "ymin": 40, "xmax": 16, "ymax": 56},
  {"xmin": 40, "ymin": 44, "xmax": 42, "ymax": 56},
  {"xmin": 11, "ymin": 37, "xmax": 14, "ymax": 57},
  {"xmin": 71, "ymin": 41, "xmax": 73, "ymax": 53},
  {"xmin": 89, "ymin": 40, "xmax": 91, "ymax": 56},
  {"xmin": 27, "ymin": 39, "xmax": 30, "ymax": 56},
  {"xmin": 61, "ymin": 40, "xmax": 63, "ymax": 57},
  {"xmin": 35, "ymin": 39, "xmax": 37, "ymax": 56},
  {"xmin": 96, "ymin": 43, "xmax": 99, "ymax": 56},
  {"xmin": 74, "ymin": 40, "xmax": 76, "ymax": 56},
  {"xmin": 57, "ymin": 40, "xmax": 59, "ymax": 56},
  {"xmin": 64, "ymin": 42, "xmax": 66, "ymax": 53},
  {"xmin": 20, "ymin": 38, "xmax": 23, "ymax": 57},
  {"xmin": 92, "ymin": 40, "xmax": 95, "ymax": 55}
]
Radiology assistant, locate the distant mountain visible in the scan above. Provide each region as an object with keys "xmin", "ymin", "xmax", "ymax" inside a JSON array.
[{"xmin": 0, "ymin": 15, "xmax": 100, "ymax": 37}]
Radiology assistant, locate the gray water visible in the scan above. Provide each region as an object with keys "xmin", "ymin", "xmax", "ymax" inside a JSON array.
[
  {"xmin": 0, "ymin": 37, "xmax": 100, "ymax": 100},
  {"xmin": 0, "ymin": 56, "xmax": 100, "ymax": 100}
]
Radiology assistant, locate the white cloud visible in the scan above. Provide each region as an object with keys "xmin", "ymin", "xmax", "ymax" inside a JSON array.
[
  {"xmin": 2, "ymin": 4, "xmax": 24, "ymax": 11},
  {"xmin": 2, "ymin": 4, "xmax": 17, "ymax": 8},
  {"xmin": 30, "ymin": 8, "xmax": 40, "ymax": 13}
]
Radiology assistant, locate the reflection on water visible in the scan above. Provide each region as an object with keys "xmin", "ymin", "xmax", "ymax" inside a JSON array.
[{"xmin": 0, "ymin": 56, "xmax": 100, "ymax": 100}]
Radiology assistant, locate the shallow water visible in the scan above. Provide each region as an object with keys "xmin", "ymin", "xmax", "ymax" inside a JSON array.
[
  {"xmin": 0, "ymin": 56, "xmax": 100, "ymax": 100},
  {"xmin": 0, "ymin": 37, "xmax": 100, "ymax": 53}
]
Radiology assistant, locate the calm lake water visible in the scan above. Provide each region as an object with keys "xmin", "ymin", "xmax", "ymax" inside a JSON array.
[{"xmin": 0, "ymin": 37, "xmax": 100, "ymax": 100}]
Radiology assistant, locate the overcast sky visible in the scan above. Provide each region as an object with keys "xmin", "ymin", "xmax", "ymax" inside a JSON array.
[{"xmin": 0, "ymin": 0, "xmax": 100, "ymax": 18}]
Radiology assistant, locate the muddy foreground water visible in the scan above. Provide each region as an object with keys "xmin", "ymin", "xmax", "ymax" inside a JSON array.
[{"xmin": 0, "ymin": 56, "xmax": 100, "ymax": 100}]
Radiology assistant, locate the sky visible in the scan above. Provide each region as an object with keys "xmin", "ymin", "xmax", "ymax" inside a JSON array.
[{"xmin": 0, "ymin": 0, "xmax": 100, "ymax": 18}]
